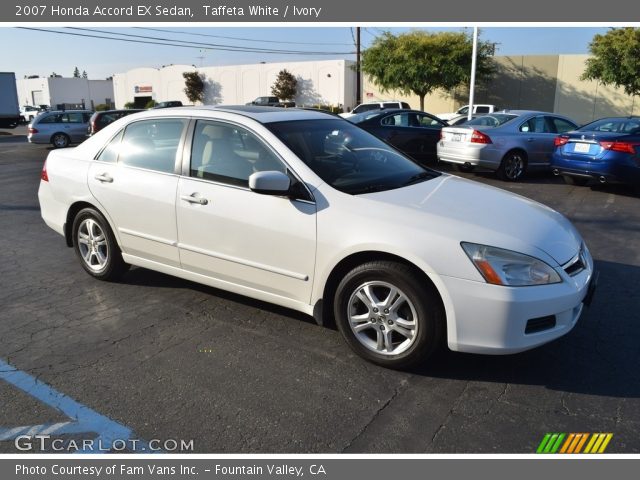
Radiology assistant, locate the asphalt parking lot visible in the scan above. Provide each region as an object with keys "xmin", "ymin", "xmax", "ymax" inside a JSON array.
[{"xmin": 1, "ymin": 127, "xmax": 639, "ymax": 453}]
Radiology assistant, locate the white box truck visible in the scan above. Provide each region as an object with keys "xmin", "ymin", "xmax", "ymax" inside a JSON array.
[{"xmin": 0, "ymin": 72, "xmax": 21, "ymax": 129}]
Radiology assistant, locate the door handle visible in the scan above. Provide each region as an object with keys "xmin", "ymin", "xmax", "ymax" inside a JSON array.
[
  {"xmin": 94, "ymin": 173, "xmax": 113, "ymax": 183},
  {"xmin": 527, "ymin": 137, "xmax": 535, "ymax": 142},
  {"xmin": 181, "ymin": 194, "xmax": 208, "ymax": 205}
]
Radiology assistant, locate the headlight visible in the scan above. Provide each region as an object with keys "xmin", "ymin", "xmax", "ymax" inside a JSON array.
[{"xmin": 461, "ymin": 242, "xmax": 561, "ymax": 286}]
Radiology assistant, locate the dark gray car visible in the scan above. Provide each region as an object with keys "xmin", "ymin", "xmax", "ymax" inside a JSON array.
[
  {"xmin": 437, "ymin": 110, "xmax": 579, "ymax": 181},
  {"xmin": 28, "ymin": 110, "xmax": 93, "ymax": 148}
]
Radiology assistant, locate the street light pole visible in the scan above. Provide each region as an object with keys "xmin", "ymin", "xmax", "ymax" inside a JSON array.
[
  {"xmin": 468, "ymin": 27, "xmax": 478, "ymax": 121},
  {"xmin": 356, "ymin": 27, "xmax": 362, "ymax": 107}
]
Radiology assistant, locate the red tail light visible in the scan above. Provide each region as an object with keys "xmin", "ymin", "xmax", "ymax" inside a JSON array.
[
  {"xmin": 28, "ymin": 127, "xmax": 39, "ymax": 134},
  {"xmin": 599, "ymin": 140, "xmax": 639, "ymax": 154},
  {"xmin": 41, "ymin": 160, "xmax": 49, "ymax": 182},
  {"xmin": 554, "ymin": 135, "xmax": 570, "ymax": 147},
  {"xmin": 470, "ymin": 130, "xmax": 492, "ymax": 144}
]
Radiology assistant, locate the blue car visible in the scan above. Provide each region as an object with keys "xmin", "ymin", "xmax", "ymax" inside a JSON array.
[{"xmin": 551, "ymin": 116, "xmax": 640, "ymax": 187}]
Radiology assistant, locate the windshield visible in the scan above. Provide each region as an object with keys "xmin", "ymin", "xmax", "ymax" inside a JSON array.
[
  {"xmin": 348, "ymin": 111, "xmax": 383, "ymax": 124},
  {"xmin": 265, "ymin": 119, "xmax": 440, "ymax": 195},
  {"xmin": 464, "ymin": 114, "xmax": 517, "ymax": 127}
]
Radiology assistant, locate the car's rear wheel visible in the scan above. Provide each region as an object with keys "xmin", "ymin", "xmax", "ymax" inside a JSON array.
[
  {"xmin": 72, "ymin": 208, "xmax": 129, "ymax": 281},
  {"xmin": 334, "ymin": 261, "xmax": 444, "ymax": 369},
  {"xmin": 51, "ymin": 133, "xmax": 70, "ymax": 149},
  {"xmin": 562, "ymin": 175, "xmax": 589, "ymax": 186},
  {"xmin": 498, "ymin": 150, "xmax": 527, "ymax": 181}
]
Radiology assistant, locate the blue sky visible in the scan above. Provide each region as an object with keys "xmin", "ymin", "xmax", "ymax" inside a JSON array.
[{"xmin": 0, "ymin": 26, "xmax": 609, "ymax": 80}]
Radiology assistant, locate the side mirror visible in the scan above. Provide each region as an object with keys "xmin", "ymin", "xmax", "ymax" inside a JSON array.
[{"xmin": 249, "ymin": 171, "xmax": 291, "ymax": 196}]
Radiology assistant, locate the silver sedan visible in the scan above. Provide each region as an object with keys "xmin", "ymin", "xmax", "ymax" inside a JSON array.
[{"xmin": 437, "ymin": 110, "xmax": 578, "ymax": 181}]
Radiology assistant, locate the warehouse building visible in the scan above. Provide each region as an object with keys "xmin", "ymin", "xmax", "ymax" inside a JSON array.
[
  {"xmin": 113, "ymin": 59, "xmax": 357, "ymax": 110},
  {"xmin": 16, "ymin": 77, "xmax": 114, "ymax": 110}
]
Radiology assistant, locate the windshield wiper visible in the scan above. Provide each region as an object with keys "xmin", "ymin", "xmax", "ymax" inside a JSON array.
[{"xmin": 403, "ymin": 171, "xmax": 438, "ymax": 186}]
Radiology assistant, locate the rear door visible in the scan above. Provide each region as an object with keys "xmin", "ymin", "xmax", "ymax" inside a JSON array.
[
  {"xmin": 379, "ymin": 112, "xmax": 443, "ymax": 161},
  {"xmin": 87, "ymin": 118, "xmax": 188, "ymax": 267},
  {"xmin": 518, "ymin": 115, "xmax": 557, "ymax": 166}
]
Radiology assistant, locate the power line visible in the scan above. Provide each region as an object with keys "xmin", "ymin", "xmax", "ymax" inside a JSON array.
[
  {"xmin": 15, "ymin": 27, "xmax": 355, "ymax": 56},
  {"xmin": 135, "ymin": 26, "xmax": 354, "ymax": 46},
  {"xmin": 66, "ymin": 27, "xmax": 354, "ymax": 55}
]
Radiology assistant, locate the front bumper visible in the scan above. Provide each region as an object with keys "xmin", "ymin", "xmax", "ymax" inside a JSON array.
[{"xmin": 441, "ymin": 264, "xmax": 595, "ymax": 354}]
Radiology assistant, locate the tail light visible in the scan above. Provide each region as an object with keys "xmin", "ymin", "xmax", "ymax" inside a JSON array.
[
  {"xmin": 28, "ymin": 127, "xmax": 39, "ymax": 134},
  {"xmin": 599, "ymin": 141, "xmax": 639, "ymax": 154},
  {"xmin": 470, "ymin": 130, "xmax": 492, "ymax": 144},
  {"xmin": 41, "ymin": 160, "xmax": 49, "ymax": 182},
  {"xmin": 554, "ymin": 135, "xmax": 570, "ymax": 147}
]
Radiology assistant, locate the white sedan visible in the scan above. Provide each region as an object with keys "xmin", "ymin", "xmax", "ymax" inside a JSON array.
[{"xmin": 38, "ymin": 106, "xmax": 597, "ymax": 368}]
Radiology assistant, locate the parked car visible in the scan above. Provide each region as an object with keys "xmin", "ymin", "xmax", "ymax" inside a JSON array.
[
  {"xmin": 28, "ymin": 110, "xmax": 93, "ymax": 148},
  {"xmin": 38, "ymin": 106, "xmax": 596, "ymax": 368},
  {"xmin": 437, "ymin": 104, "xmax": 499, "ymax": 122},
  {"xmin": 437, "ymin": 111, "xmax": 579, "ymax": 181},
  {"xmin": 551, "ymin": 116, "xmax": 640, "ymax": 188},
  {"xmin": 246, "ymin": 96, "xmax": 295, "ymax": 108},
  {"xmin": 20, "ymin": 105, "xmax": 41, "ymax": 124},
  {"xmin": 349, "ymin": 109, "xmax": 447, "ymax": 163},
  {"xmin": 340, "ymin": 101, "xmax": 411, "ymax": 119},
  {"xmin": 87, "ymin": 109, "xmax": 145, "ymax": 136},
  {"xmin": 152, "ymin": 101, "xmax": 183, "ymax": 109}
]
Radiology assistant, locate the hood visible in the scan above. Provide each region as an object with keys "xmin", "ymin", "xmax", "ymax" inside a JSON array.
[{"xmin": 363, "ymin": 174, "xmax": 582, "ymax": 265}]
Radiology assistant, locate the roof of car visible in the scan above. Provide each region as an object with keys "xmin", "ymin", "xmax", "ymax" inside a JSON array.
[{"xmin": 136, "ymin": 105, "xmax": 338, "ymax": 123}]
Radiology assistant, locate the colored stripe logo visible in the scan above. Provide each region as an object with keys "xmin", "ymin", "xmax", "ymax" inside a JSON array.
[{"xmin": 537, "ymin": 433, "xmax": 613, "ymax": 453}]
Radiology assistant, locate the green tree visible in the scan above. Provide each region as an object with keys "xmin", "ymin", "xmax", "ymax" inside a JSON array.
[
  {"xmin": 123, "ymin": 101, "xmax": 136, "ymax": 109},
  {"xmin": 94, "ymin": 103, "xmax": 110, "ymax": 111},
  {"xmin": 183, "ymin": 71, "xmax": 205, "ymax": 104},
  {"xmin": 82, "ymin": 70, "xmax": 88, "ymax": 79},
  {"xmin": 361, "ymin": 30, "xmax": 495, "ymax": 111},
  {"xmin": 582, "ymin": 28, "xmax": 640, "ymax": 97},
  {"xmin": 145, "ymin": 99, "xmax": 157, "ymax": 109},
  {"xmin": 73, "ymin": 67, "xmax": 80, "ymax": 78},
  {"xmin": 271, "ymin": 69, "xmax": 298, "ymax": 101}
]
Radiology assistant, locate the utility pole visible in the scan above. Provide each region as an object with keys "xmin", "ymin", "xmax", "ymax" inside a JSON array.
[
  {"xmin": 356, "ymin": 27, "xmax": 361, "ymax": 107},
  {"xmin": 468, "ymin": 27, "xmax": 478, "ymax": 121}
]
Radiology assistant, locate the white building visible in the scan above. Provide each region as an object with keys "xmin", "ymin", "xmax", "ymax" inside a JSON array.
[
  {"xmin": 16, "ymin": 77, "xmax": 114, "ymax": 110},
  {"xmin": 113, "ymin": 60, "xmax": 357, "ymax": 110}
]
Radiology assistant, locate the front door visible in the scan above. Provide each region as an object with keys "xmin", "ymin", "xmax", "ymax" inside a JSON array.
[{"xmin": 176, "ymin": 120, "xmax": 317, "ymax": 304}]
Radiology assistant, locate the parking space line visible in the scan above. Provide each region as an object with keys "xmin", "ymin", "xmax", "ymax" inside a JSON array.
[{"xmin": 0, "ymin": 359, "xmax": 149, "ymax": 453}]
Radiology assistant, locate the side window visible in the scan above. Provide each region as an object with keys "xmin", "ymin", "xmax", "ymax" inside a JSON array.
[
  {"xmin": 457, "ymin": 106, "xmax": 469, "ymax": 115},
  {"xmin": 417, "ymin": 114, "xmax": 442, "ymax": 127},
  {"xmin": 66, "ymin": 113, "xmax": 83, "ymax": 124},
  {"xmin": 96, "ymin": 130, "xmax": 123, "ymax": 163},
  {"xmin": 551, "ymin": 117, "xmax": 577, "ymax": 134},
  {"xmin": 118, "ymin": 119, "xmax": 187, "ymax": 173},
  {"xmin": 401, "ymin": 102, "xmax": 411, "ymax": 109},
  {"xmin": 519, "ymin": 118, "xmax": 535, "ymax": 133},
  {"xmin": 382, "ymin": 102, "xmax": 399, "ymax": 109},
  {"xmin": 39, "ymin": 114, "xmax": 62, "ymax": 124},
  {"xmin": 534, "ymin": 116, "xmax": 550, "ymax": 133},
  {"xmin": 381, "ymin": 113, "xmax": 409, "ymax": 127},
  {"xmin": 476, "ymin": 106, "xmax": 490, "ymax": 113},
  {"xmin": 190, "ymin": 121, "xmax": 286, "ymax": 187},
  {"xmin": 82, "ymin": 113, "xmax": 92, "ymax": 123}
]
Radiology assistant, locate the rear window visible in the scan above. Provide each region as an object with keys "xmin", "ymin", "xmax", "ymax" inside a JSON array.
[
  {"xmin": 579, "ymin": 118, "xmax": 640, "ymax": 134},
  {"xmin": 466, "ymin": 114, "xmax": 517, "ymax": 127},
  {"xmin": 476, "ymin": 106, "xmax": 491, "ymax": 113}
]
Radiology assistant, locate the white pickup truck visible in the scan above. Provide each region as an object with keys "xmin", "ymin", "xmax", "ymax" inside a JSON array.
[{"xmin": 437, "ymin": 104, "xmax": 498, "ymax": 122}]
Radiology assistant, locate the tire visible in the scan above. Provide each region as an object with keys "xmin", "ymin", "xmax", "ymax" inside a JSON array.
[
  {"xmin": 334, "ymin": 261, "xmax": 444, "ymax": 369},
  {"xmin": 455, "ymin": 163, "xmax": 475, "ymax": 173},
  {"xmin": 72, "ymin": 208, "xmax": 129, "ymax": 281},
  {"xmin": 51, "ymin": 133, "xmax": 70, "ymax": 149},
  {"xmin": 497, "ymin": 150, "xmax": 527, "ymax": 181},
  {"xmin": 562, "ymin": 175, "xmax": 589, "ymax": 186}
]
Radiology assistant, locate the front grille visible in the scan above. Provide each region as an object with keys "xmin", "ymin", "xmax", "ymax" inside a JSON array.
[
  {"xmin": 525, "ymin": 315, "xmax": 557, "ymax": 334},
  {"xmin": 563, "ymin": 245, "xmax": 587, "ymax": 277}
]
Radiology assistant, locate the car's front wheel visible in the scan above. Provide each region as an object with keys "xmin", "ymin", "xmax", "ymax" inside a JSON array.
[
  {"xmin": 51, "ymin": 133, "xmax": 70, "ymax": 148},
  {"xmin": 72, "ymin": 208, "xmax": 129, "ymax": 281},
  {"xmin": 334, "ymin": 261, "xmax": 444, "ymax": 369},
  {"xmin": 498, "ymin": 150, "xmax": 527, "ymax": 181}
]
